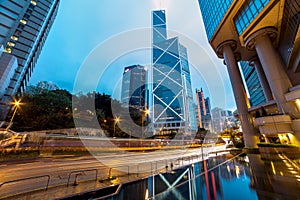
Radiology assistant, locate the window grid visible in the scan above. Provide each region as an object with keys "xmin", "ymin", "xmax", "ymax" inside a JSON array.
[
  {"xmin": 199, "ymin": 0, "xmax": 234, "ymax": 40},
  {"xmin": 234, "ymin": 0, "xmax": 270, "ymax": 35},
  {"xmin": 240, "ymin": 61, "xmax": 266, "ymax": 106}
]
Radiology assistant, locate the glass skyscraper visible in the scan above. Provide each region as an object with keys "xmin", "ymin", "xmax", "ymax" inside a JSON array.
[
  {"xmin": 121, "ymin": 65, "xmax": 147, "ymax": 110},
  {"xmin": 196, "ymin": 88, "xmax": 212, "ymax": 131},
  {"xmin": 152, "ymin": 10, "xmax": 196, "ymax": 136},
  {"xmin": 198, "ymin": 0, "xmax": 234, "ymax": 40},
  {"xmin": 0, "ymin": 0, "xmax": 60, "ymax": 120}
]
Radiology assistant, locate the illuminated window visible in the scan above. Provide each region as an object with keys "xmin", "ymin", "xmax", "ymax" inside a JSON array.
[
  {"xmin": 31, "ymin": 0, "xmax": 37, "ymax": 5},
  {"xmin": 20, "ymin": 19, "xmax": 27, "ymax": 24},
  {"xmin": 7, "ymin": 42, "xmax": 15, "ymax": 47},
  {"xmin": 4, "ymin": 48, "xmax": 12, "ymax": 54},
  {"xmin": 10, "ymin": 36, "xmax": 19, "ymax": 41}
]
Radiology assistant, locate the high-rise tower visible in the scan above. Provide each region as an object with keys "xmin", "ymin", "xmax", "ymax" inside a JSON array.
[
  {"xmin": 121, "ymin": 65, "xmax": 147, "ymax": 110},
  {"xmin": 0, "ymin": 0, "xmax": 60, "ymax": 120},
  {"xmin": 195, "ymin": 88, "xmax": 212, "ymax": 131},
  {"xmin": 152, "ymin": 10, "xmax": 196, "ymax": 136}
]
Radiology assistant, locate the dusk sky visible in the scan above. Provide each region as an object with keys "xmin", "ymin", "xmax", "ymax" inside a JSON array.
[{"xmin": 29, "ymin": 0, "xmax": 238, "ymax": 111}]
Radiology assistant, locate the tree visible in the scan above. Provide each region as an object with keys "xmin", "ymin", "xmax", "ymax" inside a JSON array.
[{"xmin": 12, "ymin": 88, "xmax": 74, "ymax": 131}]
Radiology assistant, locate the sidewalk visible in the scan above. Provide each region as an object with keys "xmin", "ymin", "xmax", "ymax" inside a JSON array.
[{"xmin": 2, "ymin": 161, "xmax": 173, "ymax": 200}]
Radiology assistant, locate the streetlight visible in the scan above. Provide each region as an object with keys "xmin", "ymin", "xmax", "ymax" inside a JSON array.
[
  {"xmin": 113, "ymin": 117, "xmax": 120, "ymax": 138},
  {"xmin": 6, "ymin": 99, "xmax": 22, "ymax": 131},
  {"xmin": 141, "ymin": 109, "xmax": 149, "ymax": 138}
]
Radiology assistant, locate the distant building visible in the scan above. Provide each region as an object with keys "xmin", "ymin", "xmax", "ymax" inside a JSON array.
[
  {"xmin": 152, "ymin": 10, "xmax": 197, "ymax": 136},
  {"xmin": 203, "ymin": 97, "xmax": 212, "ymax": 131},
  {"xmin": 211, "ymin": 107, "xmax": 234, "ymax": 134},
  {"xmin": 25, "ymin": 81, "xmax": 59, "ymax": 95},
  {"xmin": 195, "ymin": 88, "xmax": 212, "ymax": 131},
  {"xmin": 121, "ymin": 65, "xmax": 147, "ymax": 110},
  {"xmin": 36, "ymin": 81, "xmax": 59, "ymax": 91},
  {"xmin": 0, "ymin": 0, "xmax": 60, "ymax": 120}
]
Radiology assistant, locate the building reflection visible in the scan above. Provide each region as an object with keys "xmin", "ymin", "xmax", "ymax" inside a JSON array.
[
  {"xmin": 103, "ymin": 154, "xmax": 300, "ymax": 200},
  {"xmin": 147, "ymin": 154, "xmax": 300, "ymax": 200}
]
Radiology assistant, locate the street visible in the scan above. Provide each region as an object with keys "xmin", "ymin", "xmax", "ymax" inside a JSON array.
[{"xmin": 0, "ymin": 145, "xmax": 227, "ymax": 199}]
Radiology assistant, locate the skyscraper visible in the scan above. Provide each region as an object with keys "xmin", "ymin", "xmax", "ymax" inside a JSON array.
[
  {"xmin": 152, "ymin": 10, "xmax": 196, "ymax": 136},
  {"xmin": 198, "ymin": 0, "xmax": 300, "ymax": 147},
  {"xmin": 195, "ymin": 88, "xmax": 212, "ymax": 131},
  {"xmin": 121, "ymin": 65, "xmax": 147, "ymax": 110},
  {"xmin": 0, "ymin": 0, "xmax": 60, "ymax": 120}
]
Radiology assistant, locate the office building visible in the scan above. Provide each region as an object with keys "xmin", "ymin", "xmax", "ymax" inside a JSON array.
[
  {"xmin": 211, "ymin": 107, "xmax": 234, "ymax": 134},
  {"xmin": 198, "ymin": 0, "xmax": 300, "ymax": 147},
  {"xmin": 121, "ymin": 65, "xmax": 147, "ymax": 110},
  {"xmin": 0, "ymin": 0, "xmax": 60, "ymax": 120},
  {"xmin": 152, "ymin": 10, "xmax": 197, "ymax": 136},
  {"xmin": 195, "ymin": 88, "xmax": 212, "ymax": 131},
  {"xmin": 203, "ymin": 97, "xmax": 212, "ymax": 131},
  {"xmin": 240, "ymin": 61, "xmax": 267, "ymax": 106}
]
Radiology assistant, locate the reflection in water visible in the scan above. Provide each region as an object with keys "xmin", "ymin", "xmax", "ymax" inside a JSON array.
[{"xmin": 102, "ymin": 154, "xmax": 300, "ymax": 200}]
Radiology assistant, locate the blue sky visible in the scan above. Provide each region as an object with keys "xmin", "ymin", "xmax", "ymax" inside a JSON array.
[{"xmin": 29, "ymin": 0, "xmax": 237, "ymax": 110}]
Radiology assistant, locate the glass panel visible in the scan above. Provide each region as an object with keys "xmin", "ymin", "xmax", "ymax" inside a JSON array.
[
  {"xmin": 198, "ymin": 0, "xmax": 234, "ymax": 40},
  {"xmin": 234, "ymin": 0, "xmax": 271, "ymax": 35}
]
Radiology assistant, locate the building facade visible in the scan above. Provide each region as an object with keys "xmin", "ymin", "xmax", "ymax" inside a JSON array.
[
  {"xmin": 203, "ymin": 97, "xmax": 212, "ymax": 131},
  {"xmin": 152, "ymin": 10, "xmax": 197, "ymax": 136},
  {"xmin": 0, "ymin": 0, "xmax": 60, "ymax": 121},
  {"xmin": 198, "ymin": 0, "xmax": 300, "ymax": 147},
  {"xmin": 121, "ymin": 65, "xmax": 147, "ymax": 110},
  {"xmin": 195, "ymin": 88, "xmax": 212, "ymax": 131},
  {"xmin": 240, "ymin": 61, "xmax": 267, "ymax": 106},
  {"xmin": 211, "ymin": 107, "xmax": 234, "ymax": 134}
]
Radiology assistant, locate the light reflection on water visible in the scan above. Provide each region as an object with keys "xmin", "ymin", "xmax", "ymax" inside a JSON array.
[{"xmin": 103, "ymin": 154, "xmax": 300, "ymax": 200}]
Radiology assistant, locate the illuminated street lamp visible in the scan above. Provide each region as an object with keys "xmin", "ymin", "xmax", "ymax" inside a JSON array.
[
  {"xmin": 113, "ymin": 116, "xmax": 120, "ymax": 138},
  {"xmin": 6, "ymin": 99, "xmax": 22, "ymax": 131}
]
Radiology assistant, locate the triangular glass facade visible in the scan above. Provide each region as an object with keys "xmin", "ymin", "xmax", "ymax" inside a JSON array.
[{"xmin": 152, "ymin": 10, "xmax": 197, "ymax": 135}]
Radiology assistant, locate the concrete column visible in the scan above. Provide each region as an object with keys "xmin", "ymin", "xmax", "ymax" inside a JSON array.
[
  {"xmin": 246, "ymin": 27, "xmax": 298, "ymax": 116},
  {"xmin": 217, "ymin": 41, "xmax": 259, "ymax": 148},
  {"xmin": 250, "ymin": 57, "xmax": 273, "ymax": 101}
]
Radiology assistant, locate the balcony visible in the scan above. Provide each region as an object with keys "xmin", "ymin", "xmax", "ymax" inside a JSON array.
[{"xmin": 254, "ymin": 115, "xmax": 293, "ymax": 135}]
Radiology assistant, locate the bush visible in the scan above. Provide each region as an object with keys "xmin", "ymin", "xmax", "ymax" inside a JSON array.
[
  {"xmin": 235, "ymin": 142, "xmax": 245, "ymax": 149},
  {"xmin": 257, "ymin": 143, "xmax": 299, "ymax": 148},
  {"xmin": 0, "ymin": 149, "xmax": 39, "ymax": 160}
]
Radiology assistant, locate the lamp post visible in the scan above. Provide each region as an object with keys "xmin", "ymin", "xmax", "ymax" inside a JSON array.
[
  {"xmin": 5, "ymin": 99, "xmax": 21, "ymax": 131},
  {"xmin": 141, "ymin": 109, "xmax": 149, "ymax": 138},
  {"xmin": 113, "ymin": 117, "xmax": 120, "ymax": 138}
]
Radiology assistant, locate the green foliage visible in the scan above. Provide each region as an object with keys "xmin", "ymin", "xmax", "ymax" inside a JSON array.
[
  {"xmin": 0, "ymin": 149, "xmax": 39, "ymax": 160},
  {"xmin": 234, "ymin": 142, "xmax": 245, "ymax": 149},
  {"xmin": 11, "ymin": 87, "xmax": 146, "ymax": 138},
  {"xmin": 12, "ymin": 89, "xmax": 74, "ymax": 131}
]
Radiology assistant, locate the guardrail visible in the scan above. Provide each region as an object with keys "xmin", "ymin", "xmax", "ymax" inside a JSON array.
[
  {"xmin": 67, "ymin": 169, "xmax": 99, "ymax": 187},
  {"xmin": 0, "ymin": 174, "xmax": 51, "ymax": 190}
]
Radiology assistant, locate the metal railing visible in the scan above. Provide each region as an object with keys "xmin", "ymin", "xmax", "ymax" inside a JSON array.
[
  {"xmin": 0, "ymin": 174, "xmax": 51, "ymax": 191},
  {"xmin": 67, "ymin": 168, "xmax": 99, "ymax": 187}
]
